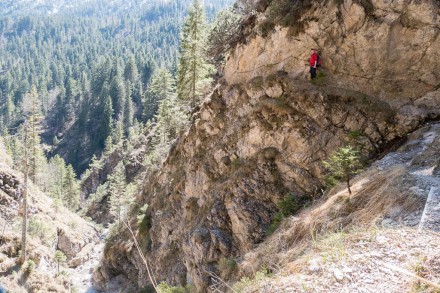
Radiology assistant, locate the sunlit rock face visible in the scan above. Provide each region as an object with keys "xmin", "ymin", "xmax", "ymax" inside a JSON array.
[{"xmin": 94, "ymin": 0, "xmax": 440, "ymax": 291}]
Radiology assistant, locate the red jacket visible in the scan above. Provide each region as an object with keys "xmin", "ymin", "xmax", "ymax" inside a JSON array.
[{"xmin": 310, "ymin": 53, "xmax": 318, "ymax": 67}]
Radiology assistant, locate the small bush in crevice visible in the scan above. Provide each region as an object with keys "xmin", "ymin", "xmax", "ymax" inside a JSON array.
[
  {"xmin": 266, "ymin": 194, "xmax": 310, "ymax": 236},
  {"xmin": 157, "ymin": 282, "xmax": 193, "ymax": 293},
  {"xmin": 138, "ymin": 213, "xmax": 152, "ymax": 236},
  {"xmin": 217, "ymin": 257, "xmax": 238, "ymax": 279},
  {"xmin": 23, "ymin": 259, "xmax": 36, "ymax": 275},
  {"xmin": 232, "ymin": 265, "xmax": 271, "ymax": 292}
]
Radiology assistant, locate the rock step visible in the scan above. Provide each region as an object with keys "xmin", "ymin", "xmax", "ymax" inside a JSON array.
[{"xmin": 419, "ymin": 187, "xmax": 440, "ymax": 232}]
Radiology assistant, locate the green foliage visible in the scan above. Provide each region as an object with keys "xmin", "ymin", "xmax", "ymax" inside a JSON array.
[
  {"xmin": 46, "ymin": 155, "xmax": 80, "ymax": 210},
  {"xmin": 278, "ymin": 194, "xmax": 302, "ymax": 216},
  {"xmin": 89, "ymin": 155, "xmax": 104, "ymax": 171},
  {"xmin": 144, "ymin": 68, "xmax": 176, "ymax": 121},
  {"xmin": 28, "ymin": 216, "xmax": 49, "ymax": 239},
  {"xmin": 157, "ymin": 282, "xmax": 192, "ymax": 293},
  {"xmin": 177, "ymin": 0, "xmax": 215, "ymax": 107},
  {"xmin": 54, "ymin": 250, "xmax": 67, "ymax": 263},
  {"xmin": 63, "ymin": 164, "xmax": 80, "ymax": 211},
  {"xmin": 323, "ymin": 146, "xmax": 363, "ymax": 194},
  {"xmin": 232, "ymin": 265, "xmax": 271, "ymax": 292},
  {"xmin": 86, "ymin": 182, "xmax": 109, "ymax": 208},
  {"xmin": 217, "ymin": 257, "xmax": 237, "ymax": 278},
  {"xmin": 23, "ymin": 259, "xmax": 36, "ymax": 275},
  {"xmin": 137, "ymin": 204, "xmax": 151, "ymax": 233},
  {"xmin": 207, "ymin": 7, "xmax": 243, "ymax": 58},
  {"xmin": 265, "ymin": 211, "xmax": 284, "ymax": 236},
  {"xmin": 0, "ymin": 0, "xmax": 233, "ymax": 173},
  {"xmin": 54, "ymin": 250, "xmax": 67, "ymax": 275},
  {"xmin": 108, "ymin": 162, "xmax": 130, "ymax": 222},
  {"xmin": 266, "ymin": 194, "xmax": 307, "ymax": 236},
  {"xmin": 260, "ymin": 0, "xmax": 314, "ymax": 37}
]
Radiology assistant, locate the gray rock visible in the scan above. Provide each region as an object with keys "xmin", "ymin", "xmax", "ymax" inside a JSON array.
[{"xmin": 333, "ymin": 268, "xmax": 344, "ymax": 282}]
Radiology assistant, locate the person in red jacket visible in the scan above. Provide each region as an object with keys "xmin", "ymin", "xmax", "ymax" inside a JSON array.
[{"xmin": 309, "ymin": 48, "xmax": 319, "ymax": 79}]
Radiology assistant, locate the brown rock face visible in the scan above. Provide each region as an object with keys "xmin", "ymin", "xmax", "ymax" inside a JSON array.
[
  {"xmin": 94, "ymin": 0, "xmax": 440, "ymax": 291},
  {"xmin": 226, "ymin": 0, "xmax": 440, "ymax": 100}
]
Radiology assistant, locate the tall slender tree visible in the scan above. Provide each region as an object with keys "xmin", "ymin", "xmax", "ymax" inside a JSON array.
[
  {"xmin": 63, "ymin": 165, "xmax": 80, "ymax": 211},
  {"xmin": 19, "ymin": 121, "xmax": 29, "ymax": 265},
  {"xmin": 108, "ymin": 162, "xmax": 128, "ymax": 223},
  {"xmin": 177, "ymin": 0, "xmax": 214, "ymax": 107}
]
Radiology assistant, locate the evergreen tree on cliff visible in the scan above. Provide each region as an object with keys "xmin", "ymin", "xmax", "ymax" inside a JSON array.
[{"xmin": 177, "ymin": 0, "xmax": 213, "ymax": 107}]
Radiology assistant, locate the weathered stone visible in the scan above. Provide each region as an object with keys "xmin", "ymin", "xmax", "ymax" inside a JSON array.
[
  {"xmin": 333, "ymin": 268, "xmax": 344, "ymax": 282},
  {"xmin": 68, "ymin": 243, "xmax": 95, "ymax": 268}
]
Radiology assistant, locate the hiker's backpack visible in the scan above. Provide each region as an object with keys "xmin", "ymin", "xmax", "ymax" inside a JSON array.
[{"xmin": 316, "ymin": 54, "xmax": 322, "ymax": 67}]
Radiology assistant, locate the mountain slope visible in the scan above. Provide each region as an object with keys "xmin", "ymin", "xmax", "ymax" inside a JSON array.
[
  {"xmin": 234, "ymin": 123, "xmax": 440, "ymax": 292},
  {"xmin": 94, "ymin": 0, "xmax": 440, "ymax": 291},
  {"xmin": 0, "ymin": 138, "xmax": 100, "ymax": 292}
]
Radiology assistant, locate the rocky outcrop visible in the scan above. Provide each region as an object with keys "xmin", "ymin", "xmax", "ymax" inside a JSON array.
[
  {"xmin": 95, "ymin": 0, "xmax": 440, "ymax": 291},
  {"xmin": 81, "ymin": 125, "xmax": 154, "ymax": 224},
  {"xmin": 80, "ymin": 149, "xmax": 124, "ymax": 202},
  {"xmin": 226, "ymin": 0, "xmax": 440, "ymax": 101}
]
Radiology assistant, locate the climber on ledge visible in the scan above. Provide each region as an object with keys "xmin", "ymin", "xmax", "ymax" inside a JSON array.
[{"xmin": 309, "ymin": 48, "xmax": 320, "ymax": 79}]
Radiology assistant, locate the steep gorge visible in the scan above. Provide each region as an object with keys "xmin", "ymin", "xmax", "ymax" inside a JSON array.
[{"xmin": 94, "ymin": 0, "xmax": 440, "ymax": 291}]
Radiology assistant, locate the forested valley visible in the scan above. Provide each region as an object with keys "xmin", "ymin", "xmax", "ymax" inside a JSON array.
[{"xmin": 0, "ymin": 0, "xmax": 236, "ymax": 211}]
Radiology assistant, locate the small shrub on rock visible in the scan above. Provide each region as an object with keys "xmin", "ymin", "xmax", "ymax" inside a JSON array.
[{"xmin": 23, "ymin": 259, "xmax": 36, "ymax": 275}]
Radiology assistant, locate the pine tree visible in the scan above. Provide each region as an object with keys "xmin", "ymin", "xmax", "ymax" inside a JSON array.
[
  {"xmin": 19, "ymin": 120, "xmax": 29, "ymax": 265},
  {"xmin": 101, "ymin": 96, "xmax": 114, "ymax": 148},
  {"xmin": 207, "ymin": 7, "xmax": 242, "ymax": 57},
  {"xmin": 144, "ymin": 68, "xmax": 175, "ymax": 122},
  {"xmin": 22, "ymin": 86, "xmax": 45, "ymax": 186},
  {"xmin": 153, "ymin": 89, "xmax": 187, "ymax": 160},
  {"xmin": 177, "ymin": 0, "xmax": 214, "ymax": 107},
  {"xmin": 63, "ymin": 165, "xmax": 80, "ymax": 211},
  {"xmin": 54, "ymin": 250, "xmax": 66, "ymax": 275},
  {"xmin": 112, "ymin": 118, "xmax": 124, "ymax": 146},
  {"xmin": 124, "ymin": 55, "xmax": 139, "ymax": 83},
  {"xmin": 48, "ymin": 155, "xmax": 67, "ymax": 200},
  {"xmin": 109, "ymin": 73, "xmax": 125, "ymax": 117},
  {"xmin": 323, "ymin": 146, "xmax": 362, "ymax": 195},
  {"xmin": 123, "ymin": 86, "xmax": 134, "ymax": 134},
  {"xmin": 3, "ymin": 95, "xmax": 15, "ymax": 128},
  {"xmin": 108, "ymin": 162, "xmax": 128, "ymax": 223}
]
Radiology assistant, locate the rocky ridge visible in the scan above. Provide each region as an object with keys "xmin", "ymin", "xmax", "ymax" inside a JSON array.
[{"xmin": 94, "ymin": 0, "xmax": 440, "ymax": 291}]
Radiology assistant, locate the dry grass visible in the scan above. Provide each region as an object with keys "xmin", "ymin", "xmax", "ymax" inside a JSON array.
[{"xmin": 238, "ymin": 164, "xmax": 426, "ymax": 283}]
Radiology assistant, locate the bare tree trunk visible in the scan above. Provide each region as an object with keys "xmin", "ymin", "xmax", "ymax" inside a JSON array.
[
  {"xmin": 20, "ymin": 122, "xmax": 29, "ymax": 264},
  {"xmin": 347, "ymin": 174, "xmax": 352, "ymax": 195}
]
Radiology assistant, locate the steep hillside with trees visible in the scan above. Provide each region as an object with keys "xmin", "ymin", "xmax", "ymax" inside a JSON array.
[
  {"xmin": 94, "ymin": 0, "xmax": 440, "ymax": 291},
  {"xmin": 0, "ymin": 0, "xmax": 233, "ymax": 173}
]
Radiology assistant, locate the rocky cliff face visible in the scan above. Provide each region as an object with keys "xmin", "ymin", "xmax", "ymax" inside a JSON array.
[{"xmin": 94, "ymin": 0, "xmax": 440, "ymax": 291}]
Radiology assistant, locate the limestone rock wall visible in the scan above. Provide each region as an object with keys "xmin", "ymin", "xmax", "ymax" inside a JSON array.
[
  {"xmin": 94, "ymin": 0, "xmax": 440, "ymax": 291},
  {"xmin": 225, "ymin": 0, "xmax": 440, "ymax": 101}
]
